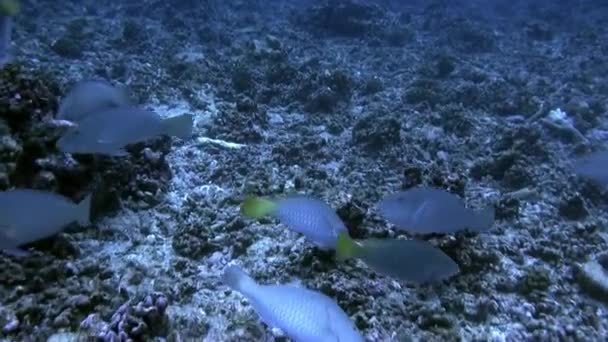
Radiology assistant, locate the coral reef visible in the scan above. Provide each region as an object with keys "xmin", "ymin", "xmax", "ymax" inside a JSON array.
[{"xmin": 1, "ymin": 0, "xmax": 608, "ymax": 340}]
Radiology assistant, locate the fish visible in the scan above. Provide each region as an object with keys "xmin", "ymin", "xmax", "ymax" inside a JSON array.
[
  {"xmin": 336, "ymin": 232, "xmax": 459, "ymax": 284},
  {"xmin": 57, "ymin": 107, "xmax": 193, "ymax": 156},
  {"xmin": 56, "ymin": 80, "xmax": 132, "ymax": 123},
  {"xmin": 573, "ymin": 150, "xmax": 608, "ymax": 186},
  {"xmin": 377, "ymin": 188, "xmax": 494, "ymax": 234},
  {"xmin": 240, "ymin": 195, "xmax": 347, "ymax": 249},
  {"xmin": 0, "ymin": 189, "xmax": 91, "ymax": 251},
  {"xmin": 222, "ymin": 265, "xmax": 364, "ymax": 342},
  {"xmin": 0, "ymin": 0, "xmax": 19, "ymax": 66}
]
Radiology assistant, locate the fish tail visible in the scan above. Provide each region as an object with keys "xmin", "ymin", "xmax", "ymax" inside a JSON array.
[
  {"xmin": 240, "ymin": 196, "xmax": 277, "ymax": 219},
  {"xmin": 76, "ymin": 194, "xmax": 92, "ymax": 226},
  {"xmin": 162, "ymin": 114, "xmax": 193, "ymax": 139},
  {"xmin": 336, "ymin": 231, "xmax": 361, "ymax": 261},
  {"xmin": 472, "ymin": 205, "xmax": 495, "ymax": 232},
  {"xmin": 222, "ymin": 265, "xmax": 256, "ymax": 292}
]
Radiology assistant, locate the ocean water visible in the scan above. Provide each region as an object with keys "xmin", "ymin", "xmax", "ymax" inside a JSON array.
[{"xmin": 1, "ymin": 0, "xmax": 608, "ymax": 341}]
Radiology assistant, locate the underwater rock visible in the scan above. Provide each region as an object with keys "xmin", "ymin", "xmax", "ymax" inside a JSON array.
[
  {"xmin": 272, "ymin": 135, "xmax": 329, "ymax": 167},
  {"xmin": 361, "ymin": 75, "xmax": 384, "ymax": 95},
  {"xmin": 231, "ymin": 66, "xmax": 255, "ymax": 94},
  {"xmin": 351, "ymin": 114, "xmax": 400, "ymax": 152},
  {"xmin": 525, "ymin": 21, "xmax": 554, "ymax": 41},
  {"xmin": 429, "ymin": 104, "xmax": 473, "ymax": 138},
  {"xmin": 172, "ymin": 222, "xmax": 223, "ymax": 260},
  {"xmin": 335, "ymin": 199, "xmax": 367, "ymax": 239},
  {"xmin": 558, "ymin": 195, "xmax": 588, "ymax": 221},
  {"xmin": 51, "ymin": 37, "xmax": 84, "ymax": 59},
  {"xmin": 402, "ymin": 165, "xmax": 423, "ymax": 189},
  {"xmin": 301, "ymin": 0, "xmax": 384, "ymax": 38},
  {"xmin": 304, "ymin": 86, "xmax": 340, "ymax": 113},
  {"xmin": 494, "ymin": 197, "xmax": 520, "ymax": 220},
  {"xmin": 517, "ymin": 265, "xmax": 552, "ymax": 297},
  {"xmin": 0, "ymin": 64, "xmax": 176, "ymax": 338},
  {"xmin": 404, "ymin": 79, "xmax": 442, "ymax": 107},
  {"xmin": 303, "ymin": 70, "xmax": 353, "ymax": 113},
  {"xmin": 501, "ymin": 163, "xmax": 534, "ymax": 190},
  {"xmin": 83, "ymin": 292, "xmax": 170, "ymax": 340},
  {"xmin": 208, "ymin": 104, "xmax": 266, "ymax": 144},
  {"xmin": 446, "ymin": 20, "xmax": 496, "ymax": 53},
  {"xmin": 435, "ymin": 55, "xmax": 455, "ymax": 78}
]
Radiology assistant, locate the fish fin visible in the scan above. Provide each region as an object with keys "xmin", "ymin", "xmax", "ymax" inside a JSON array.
[
  {"xmin": 335, "ymin": 231, "xmax": 361, "ymax": 261},
  {"xmin": 472, "ymin": 205, "xmax": 495, "ymax": 232},
  {"xmin": 2, "ymin": 248, "xmax": 29, "ymax": 257},
  {"xmin": 162, "ymin": 114, "xmax": 193, "ymax": 139},
  {"xmin": 240, "ymin": 196, "xmax": 277, "ymax": 219},
  {"xmin": 76, "ymin": 194, "xmax": 92, "ymax": 226},
  {"xmin": 222, "ymin": 265, "xmax": 256, "ymax": 293}
]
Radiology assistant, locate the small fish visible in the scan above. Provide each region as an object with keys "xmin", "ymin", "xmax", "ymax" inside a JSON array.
[
  {"xmin": 573, "ymin": 150, "xmax": 608, "ymax": 186},
  {"xmin": 0, "ymin": 0, "xmax": 19, "ymax": 66},
  {"xmin": 377, "ymin": 188, "xmax": 494, "ymax": 234},
  {"xmin": 57, "ymin": 80, "xmax": 132, "ymax": 123},
  {"xmin": 336, "ymin": 232, "xmax": 459, "ymax": 284},
  {"xmin": 57, "ymin": 107, "xmax": 193, "ymax": 156},
  {"xmin": 223, "ymin": 265, "xmax": 363, "ymax": 342},
  {"xmin": 241, "ymin": 195, "xmax": 347, "ymax": 249},
  {"xmin": 0, "ymin": 189, "xmax": 91, "ymax": 251}
]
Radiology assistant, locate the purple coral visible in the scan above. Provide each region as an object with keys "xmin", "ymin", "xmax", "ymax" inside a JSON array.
[{"xmin": 82, "ymin": 292, "xmax": 169, "ymax": 341}]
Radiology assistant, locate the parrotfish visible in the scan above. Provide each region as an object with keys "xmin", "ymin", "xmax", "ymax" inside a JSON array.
[
  {"xmin": 223, "ymin": 265, "xmax": 363, "ymax": 342},
  {"xmin": 336, "ymin": 232, "xmax": 459, "ymax": 284},
  {"xmin": 57, "ymin": 79, "xmax": 131, "ymax": 123},
  {"xmin": 240, "ymin": 195, "xmax": 347, "ymax": 249},
  {"xmin": 377, "ymin": 188, "xmax": 494, "ymax": 234},
  {"xmin": 0, "ymin": 189, "xmax": 91, "ymax": 252},
  {"xmin": 57, "ymin": 107, "xmax": 193, "ymax": 156}
]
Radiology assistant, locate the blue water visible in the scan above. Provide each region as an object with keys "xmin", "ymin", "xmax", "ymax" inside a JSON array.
[{"xmin": 0, "ymin": 0, "xmax": 607, "ymax": 340}]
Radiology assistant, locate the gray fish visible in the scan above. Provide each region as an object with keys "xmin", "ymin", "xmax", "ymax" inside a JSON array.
[
  {"xmin": 573, "ymin": 150, "xmax": 608, "ymax": 186},
  {"xmin": 0, "ymin": 189, "xmax": 91, "ymax": 250},
  {"xmin": 241, "ymin": 195, "xmax": 347, "ymax": 249},
  {"xmin": 378, "ymin": 188, "xmax": 494, "ymax": 234},
  {"xmin": 223, "ymin": 265, "xmax": 363, "ymax": 342},
  {"xmin": 57, "ymin": 80, "xmax": 131, "ymax": 123},
  {"xmin": 337, "ymin": 232, "xmax": 459, "ymax": 284},
  {"xmin": 57, "ymin": 107, "xmax": 193, "ymax": 156}
]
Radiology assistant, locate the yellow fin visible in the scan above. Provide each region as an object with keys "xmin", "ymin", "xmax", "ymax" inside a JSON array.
[
  {"xmin": 240, "ymin": 196, "xmax": 277, "ymax": 219},
  {"xmin": 336, "ymin": 231, "xmax": 361, "ymax": 261}
]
